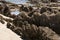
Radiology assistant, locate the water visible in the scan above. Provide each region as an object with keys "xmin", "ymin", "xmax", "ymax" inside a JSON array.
[
  {"xmin": 5, "ymin": 0, "xmax": 28, "ymax": 4},
  {"xmin": 5, "ymin": 0, "xmax": 29, "ymax": 15},
  {"xmin": 11, "ymin": 10, "xmax": 20, "ymax": 15},
  {"xmin": 5, "ymin": 0, "xmax": 33, "ymax": 15}
]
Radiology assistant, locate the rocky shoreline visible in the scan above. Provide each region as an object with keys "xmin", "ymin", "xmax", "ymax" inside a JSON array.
[{"xmin": 0, "ymin": 0, "xmax": 60, "ymax": 40}]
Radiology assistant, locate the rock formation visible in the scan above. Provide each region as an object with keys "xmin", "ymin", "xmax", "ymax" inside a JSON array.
[{"xmin": 0, "ymin": 0, "xmax": 60, "ymax": 40}]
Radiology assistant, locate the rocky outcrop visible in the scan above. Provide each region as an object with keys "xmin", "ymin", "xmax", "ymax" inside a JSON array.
[
  {"xmin": 0, "ymin": 1, "xmax": 60, "ymax": 40},
  {"xmin": 28, "ymin": 0, "xmax": 58, "ymax": 3},
  {"xmin": 6, "ymin": 7, "xmax": 60, "ymax": 40}
]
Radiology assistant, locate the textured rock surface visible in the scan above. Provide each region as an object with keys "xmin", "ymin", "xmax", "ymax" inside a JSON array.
[{"xmin": 0, "ymin": 0, "xmax": 60, "ymax": 40}]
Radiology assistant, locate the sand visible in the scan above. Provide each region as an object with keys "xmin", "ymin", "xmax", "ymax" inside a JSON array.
[{"xmin": 0, "ymin": 21, "xmax": 22, "ymax": 40}]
